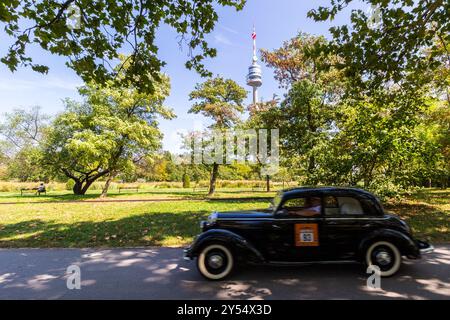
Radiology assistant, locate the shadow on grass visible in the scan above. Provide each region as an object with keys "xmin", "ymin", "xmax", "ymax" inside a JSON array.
[
  {"xmin": 384, "ymin": 202, "xmax": 449, "ymax": 242},
  {"xmin": 0, "ymin": 192, "xmax": 101, "ymax": 202},
  {"xmin": 408, "ymin": 189, "xmax": 450, "ymax": 205},
  {"xmin": 0, "ymin": 211, "xmax": 209, "ymax": 248}
]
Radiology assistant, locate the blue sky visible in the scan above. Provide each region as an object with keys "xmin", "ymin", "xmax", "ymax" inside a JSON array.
[{"xmin": 0, "ymin": 0, "xmax": 365, "ymax": 152}]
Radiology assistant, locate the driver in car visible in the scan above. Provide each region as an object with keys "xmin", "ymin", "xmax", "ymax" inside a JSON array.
[{"xmin": 296, "ymin": 197, "xmax": 321, "ymax": 217}]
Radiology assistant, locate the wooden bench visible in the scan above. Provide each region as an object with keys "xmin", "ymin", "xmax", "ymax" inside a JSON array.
[
  {"xmin": 118, "ymin": 187, "xmax": 139, "ymax": 193},
  {"xmin": 251, "ymin": 186, "xmax": 265, "ymax": 192},
  {"xmin": 20, "ymin": 188, "xmax": 46, "ymax": 196},
  {"xmin": 193, "ymin": 187, "xmax": 209, "ymax": 192}
]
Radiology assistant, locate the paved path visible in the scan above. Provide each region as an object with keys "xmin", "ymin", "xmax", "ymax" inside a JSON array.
[{"xmin": 0, "ymin": 246, "xmax": 449, "ymax": 299}]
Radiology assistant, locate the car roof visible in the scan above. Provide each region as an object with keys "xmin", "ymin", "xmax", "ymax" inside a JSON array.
[{"xmin": 280, "ymin": 186, "xmax": 376, "ymax": 198}]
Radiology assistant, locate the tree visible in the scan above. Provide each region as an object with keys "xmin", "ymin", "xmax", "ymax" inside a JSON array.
[
  {"xmin": 188, "ymin": 76, "xmax": 247, "ymax": 195},
  {"xmin": 308, "ymin": 0, "xmax": 448, "ymax": 96},
  {"xmin": 245, "ymin": 97, "xmax": 281, "ymax": 191},
  {"xmin": 5, "ymin": 146, "xmax": 49, "ymax": 182},
  {"xmin": 182, "ymin": 173, "xmax": 191, "ymax": 188},
  {"xmin": 259, "ymin": 33, "xmax": 345, "ymax": 184},
  {"xmin": 0, "ymin": 106, "xmax": 51, "ymax": 181},
  {"xmin": 1, "ymin": 0, "xmax": 246, "ymax": 94},
  {"xmin": 43, "ymin": 61, "xmax": 174, "ymax": 195},
  {"xmin": 0, "ymin": 106, "xmax": 50, "ymax": 153}
]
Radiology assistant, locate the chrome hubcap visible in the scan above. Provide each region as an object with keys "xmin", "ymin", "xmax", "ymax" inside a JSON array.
[
  {"xmin": 208, "ymin": 255, "xmax": 224, "ymax": 269},
  {"xmin": 376, "ymin": 251, "xmax": 392, "ymax": 265}
]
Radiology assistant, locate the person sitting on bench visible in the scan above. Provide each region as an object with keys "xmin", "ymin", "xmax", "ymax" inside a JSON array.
[{"xmin": 37, "ymin": 183, "xmax": 46, "ymax": 195}]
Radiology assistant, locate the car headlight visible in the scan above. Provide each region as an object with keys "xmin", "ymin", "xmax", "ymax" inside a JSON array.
[
  {"xmin": 208, "ymin": 212, "xmax": 218, "ymax": 223},
  {"xmin": 200, "ymin": 212, "xmax": 218, "ymax": 230}
]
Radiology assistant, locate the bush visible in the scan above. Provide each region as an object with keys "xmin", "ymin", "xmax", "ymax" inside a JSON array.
[
  {"xmin": 66, "ymin": 179, "xmax": 75, "ymax": 191},
  {"xmin": 369, "ymin": 181, "xmax": 404, "ymax": 201},
  {"xmin": 182, "ymin": 174, "xmax": 190, "ymax": 188}
]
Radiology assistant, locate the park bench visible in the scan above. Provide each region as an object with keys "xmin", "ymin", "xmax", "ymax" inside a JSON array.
[
  {"xmin": 20, "ymin": 187, "xmax": 46, "ymax": 196},
  {"xmin": 118, "ymin": 186, "xmax": 139, "ymax": 193},
  {"xmin": 251, "ymin": 186, "xmax": 265, "ymax": 192},
  {"xmin": 193, "ymin": 186, "xmax": 209, "ymax": 192}
]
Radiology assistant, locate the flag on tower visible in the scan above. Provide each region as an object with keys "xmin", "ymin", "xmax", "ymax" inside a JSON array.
[{"xmin": 251, "ymin": 30, "xmax": 256, "ymax": 40}]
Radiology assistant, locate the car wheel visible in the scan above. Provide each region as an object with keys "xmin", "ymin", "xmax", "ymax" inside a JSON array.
[
  {"xmin": 197, "ymin": 244, "xmax": 234, "ymax": 280},
  {"xmin": 365, "ymin": 241, "xmax": 402, "ymax": 277}
]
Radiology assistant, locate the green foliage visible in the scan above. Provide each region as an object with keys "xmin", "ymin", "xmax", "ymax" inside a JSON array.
[
  {"xmin": 1, "ymin": 0, "xmax": 246, "ymax": 94},
  {"xmin": 256, "ymin": 29, "xmax": 449, "ymax": 193},
  {"xmin": 5, "ymin": 146, "xmax": 48, "ymax": 182},
  {"xmin": 182, "ymin": 173, "xmax": 190, "ymax": 188},
  {"xmin": 65, "ymin": 179, "xmax": 75, "ymax": 191},
  {"xmin": 308, "ymin": 0, "xmax": 448, "ymax": 93},
  {"xmin": 42, "ymin": 58, "xmax": 174, "ymax": 194},
  {"xmin": 188, "ymin": 76, "xmax": 247, "ymax": 195},
  {"xmin": 0, "ymin": 106, "xmax": 49, "ymax": 152},
  {"xmin": 189, "ymin": 76, "xmax": 247, "ymax": 129}
]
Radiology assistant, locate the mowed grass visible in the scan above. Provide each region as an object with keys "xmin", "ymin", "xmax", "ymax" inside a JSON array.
[
  {"xmin": 0, "ymin": 199, "xmax": 269, "ymax": 248},
  {"xmin": 384, "ymin": 189, "xmax": 450, "ymax": 243},
  {"xmin": 0, "ymin": 188, "xmax": 448, "ymax": 248}
]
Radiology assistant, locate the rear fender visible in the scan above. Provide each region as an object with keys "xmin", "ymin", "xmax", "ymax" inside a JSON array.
[
  {"xmin": 358, "ymin": 228, "xmax": 420, "ymax": 260},
  {"xmin": 185, "ymin": 229, "xmax": 265, "ymax": 263}
]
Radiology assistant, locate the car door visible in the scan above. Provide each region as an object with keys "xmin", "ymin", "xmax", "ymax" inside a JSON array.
[
  {"xmin": 268, "ymin": 194, "xmax": 323, "ymax": 262},
  {"xmin": 321, "ymin": 192, "xmax": 377, "ymax": 260}
]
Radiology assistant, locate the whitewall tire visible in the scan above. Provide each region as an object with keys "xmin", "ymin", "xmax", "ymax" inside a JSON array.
[
  {"xmin": 197, "ymin": 244, "xmax": 234, "ymax": 280},
  {"xmin": 365, "ymin": 241, "xmax": 402, "ymax": 277}
]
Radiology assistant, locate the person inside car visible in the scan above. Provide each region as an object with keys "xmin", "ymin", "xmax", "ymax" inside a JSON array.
[
  {"xmin": 298, "ymin": 197, "xmax": 321, "ymax": 216},
  {"xmin": 284, "ymin": 196, "xmax": 322, "ymax": 217}
]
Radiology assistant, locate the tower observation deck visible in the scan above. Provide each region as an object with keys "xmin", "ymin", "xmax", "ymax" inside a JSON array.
[{"xmin": 246, "ymin": 28, "xmax": 262, "ymax": 104}]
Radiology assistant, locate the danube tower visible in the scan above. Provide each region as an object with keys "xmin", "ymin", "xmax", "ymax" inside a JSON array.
[{"xmin": 246, "ymin": 28, "xmax": 262, "ymax": 104}]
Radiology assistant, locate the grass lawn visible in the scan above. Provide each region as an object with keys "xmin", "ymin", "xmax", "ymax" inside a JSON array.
[{"xmin": 0, "ymin": 188, "xmax": 448, "ymax": 248}]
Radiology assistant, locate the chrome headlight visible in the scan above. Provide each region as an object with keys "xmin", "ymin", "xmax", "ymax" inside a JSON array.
[
  {"xmin": 208, "ymin": 212, "xmax": 218, "ymax": 223},
  {"xmin": 200, "ymin": 212, "xmax": 218, "ymax": 230}
]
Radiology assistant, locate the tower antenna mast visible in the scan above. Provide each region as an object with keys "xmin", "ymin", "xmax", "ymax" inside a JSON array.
[{"xmin": 246, "ymin": 26, "xmax": 262, "ymax": 105}]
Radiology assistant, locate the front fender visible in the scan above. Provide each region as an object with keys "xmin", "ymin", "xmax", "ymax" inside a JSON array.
[
  {"xmin": 358, "ymin": 228, "xmax": 420, "ymax": 260},
  {"xmin": 184, "ymin": 229, "xmax": 265, "ymax": 263}
]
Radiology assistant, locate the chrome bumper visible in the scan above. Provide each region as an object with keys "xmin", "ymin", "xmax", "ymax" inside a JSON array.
[
  {"xmin": 183, "ymin": 248, "xmax": 192, "ymax": 261},
  {"xmin": 420, "ymin": 244, "xmax": 434, "ymax": 254}
]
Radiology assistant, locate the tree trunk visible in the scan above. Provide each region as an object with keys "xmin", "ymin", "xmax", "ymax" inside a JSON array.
[
  {"xmin": 308, "ymin": 155, "xmax": 315, "ymax": 174},
  {"xmin": 73, "ymin": 180, "xmax": 85, "ymax": 195},
  {"xmin": 208, "ymin": 163, "xmax": 219, "ymax": 196},
  {"xmin": 266, "ymin": 175, "xmax": 271, "ymax": 192},
  {"xmin": 100, "ymin": 173, "xmax": 115, "ymax": 198}
]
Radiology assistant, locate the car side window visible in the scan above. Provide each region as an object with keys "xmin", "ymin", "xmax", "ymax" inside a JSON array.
[
  {"xmin": 324, "ymin": 196, "xmax": 339, "ymax": 215},
  {"xmin": 324, "ymin": 196, "xmax": 364, "ymax": 215},
  {"xmin": 282, "ymin": 197, "xmax": 322, "ymax": 217},
  {"xmin": 338, "ymin": 197, "xmax": 364, "ymax": 215}
]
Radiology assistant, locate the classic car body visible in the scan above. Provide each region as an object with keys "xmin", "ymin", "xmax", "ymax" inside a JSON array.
[{"xmin": 184, "ymin": 187, "xmax": 434, "ymax": 280}]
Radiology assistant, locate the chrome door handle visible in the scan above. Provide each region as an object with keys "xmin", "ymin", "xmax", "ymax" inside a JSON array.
[{"xmin": 272, "ymin": 224, "xmax": 282, "ymax": 229}]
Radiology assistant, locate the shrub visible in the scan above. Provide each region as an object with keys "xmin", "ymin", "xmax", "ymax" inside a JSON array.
[
  {"xmin": 66, "ymin": 179, "xmax": 75, "ymax": 191},
  {"xmin": 182, "ymin": 174, "xmax": 190, "ymax": 188}
]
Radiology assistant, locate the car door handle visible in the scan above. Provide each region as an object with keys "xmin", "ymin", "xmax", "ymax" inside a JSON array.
[{"xmin": 272, "ymin": 224, "xmax": 282, "ymax": 229}]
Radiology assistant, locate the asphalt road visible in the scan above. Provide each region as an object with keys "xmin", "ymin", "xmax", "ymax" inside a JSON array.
[{"xmin": 0, "ymin": 246, "xmax": 449, "ymax": 300}]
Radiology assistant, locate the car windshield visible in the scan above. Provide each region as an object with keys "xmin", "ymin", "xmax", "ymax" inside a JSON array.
[{"xmin": 270, "ymin": 192, "xmax": 283, "ymax": 211}]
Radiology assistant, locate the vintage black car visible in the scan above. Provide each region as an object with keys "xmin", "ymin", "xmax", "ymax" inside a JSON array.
[{"xmin": 184, "ymin": 187, "xmax": 434, "ymax": 280}]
